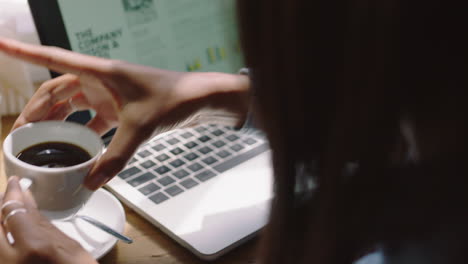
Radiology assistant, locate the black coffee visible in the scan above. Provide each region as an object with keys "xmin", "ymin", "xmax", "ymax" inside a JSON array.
[{"xmin": 16, "ymin": 142, "xmax": 91, "ymax": 168}]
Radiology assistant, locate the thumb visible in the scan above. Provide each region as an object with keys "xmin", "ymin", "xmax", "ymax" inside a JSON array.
[{"xmin": 84, "ymin": 122, "xmax": 151, "ymax": 190}]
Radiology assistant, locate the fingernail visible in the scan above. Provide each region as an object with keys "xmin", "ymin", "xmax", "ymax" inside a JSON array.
[
  {"xmin": 84, "ymin": 174, "xmax": 109, "ymax": 191},
  {"xmin": 8, "ymin": 176, "xmax": 18, "ymax": 183}
]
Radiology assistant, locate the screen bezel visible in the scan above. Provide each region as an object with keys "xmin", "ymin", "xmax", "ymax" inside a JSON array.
[{"xmin": 28, "ymin": 0, "xmax": 71, "ymax": 78}]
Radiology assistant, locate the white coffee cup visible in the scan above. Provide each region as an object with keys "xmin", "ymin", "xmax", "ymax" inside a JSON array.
[{"xmin": 3, "ymin": 121, "xmax": 104, "ymax": 220}]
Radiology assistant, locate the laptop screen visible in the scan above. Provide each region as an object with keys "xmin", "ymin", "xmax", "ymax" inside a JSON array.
[
  {"xmin": 28, "ymin": 0, "xmax": 243, "ymax": 73},
  {"xmin": 28, "ymin": 0, "xmax": 243, "ymax": 126}
]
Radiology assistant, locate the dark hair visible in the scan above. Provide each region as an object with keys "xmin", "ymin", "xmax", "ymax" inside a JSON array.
[{"xmin": 237, "ymin": 0, "xmax": 468, "ymax": 263}]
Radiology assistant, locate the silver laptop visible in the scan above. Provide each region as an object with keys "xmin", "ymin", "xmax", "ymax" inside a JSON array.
[{"xmin": 28, "ymin": 0, "xmax": 273, "ymax": 259}]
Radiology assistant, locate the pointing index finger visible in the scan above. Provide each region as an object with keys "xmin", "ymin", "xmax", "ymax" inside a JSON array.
[
  {"xmin": 0, "ymin": 38, "xmax": 111, "ymax": 76},
  {"xmin": 84, "ymin": 120, "xmax": 155, "ymax": 190}
]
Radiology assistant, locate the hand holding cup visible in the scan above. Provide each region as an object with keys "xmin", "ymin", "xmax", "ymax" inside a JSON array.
[{"xmin": 3, "ymin": 121, "xmax": 104, "ymax": 220}]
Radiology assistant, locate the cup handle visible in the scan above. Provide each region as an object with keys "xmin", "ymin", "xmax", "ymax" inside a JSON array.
[{"xmin": 19, "ymin": 178, "xmax": 33, "ymax": 191}]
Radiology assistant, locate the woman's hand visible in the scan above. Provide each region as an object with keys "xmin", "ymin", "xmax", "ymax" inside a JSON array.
[
  {"xmin": 0, "ymin": 38, "xmax": 250, "ymax": 190},
  {"xmin": 0, "ymin": 176, "xmax": 96, "ymax": 264}
]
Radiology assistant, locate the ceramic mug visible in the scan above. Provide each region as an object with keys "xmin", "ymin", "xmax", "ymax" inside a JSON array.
[{"xmin": 3, "ymin": 121, "xmax": 104, "ymax": 220}]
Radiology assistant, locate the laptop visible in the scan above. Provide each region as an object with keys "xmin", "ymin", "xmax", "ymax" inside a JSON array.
[{"xmin": 27, "ymin": 0, "xmax": 273, "ymax": 260}]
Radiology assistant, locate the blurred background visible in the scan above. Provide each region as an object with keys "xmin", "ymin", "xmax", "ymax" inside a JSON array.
[{"xmin": 0, "ymin": 0, "xmax": 51, "ymax": 118}]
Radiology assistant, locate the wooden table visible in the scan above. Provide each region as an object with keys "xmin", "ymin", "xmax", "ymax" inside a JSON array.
[{"xmin": 0, "ymin": 115, "xmax": 260, "ymax": 264}]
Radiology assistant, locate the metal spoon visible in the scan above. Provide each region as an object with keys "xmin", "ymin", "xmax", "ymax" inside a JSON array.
[{"xmin": 75, "ymin": 215, "xmax": 133, "ymax": 244}]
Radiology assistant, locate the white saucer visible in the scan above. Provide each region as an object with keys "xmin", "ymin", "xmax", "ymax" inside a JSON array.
[{"xmin": 51, "ymin": 188, "xmax": 126, "ymax": 259}]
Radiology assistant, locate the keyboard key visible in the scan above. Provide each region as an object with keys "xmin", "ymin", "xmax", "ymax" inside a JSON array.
[
  {"xmin": 138, "ymin": 182, "xmax": 161, "ymax": 195},
  {"xmin": 154, "ymin": 165, "xmax": 171, "ymax": 175},
  {"xmin": 254, "ymin": 130, "xmax": 266, "ymax": 137},
  {"xmin": 244, "ymin": 137, "xmax": 258, "ymax": 145},
  {"xmin": 226, "ymin": 134, "xmax": 240, "ymax": 142},
  {"xmin": 173, "ymin": 169, "xmax": 190, "ymax": 179},
  {"xmin": 184, "ymin": 152, "xmax": 199, "ymax": 161},
  {"xmin": 151, "ymin": 143, "xmax": 166, "ymax": 151},
  {"xmin": 188, "ymin": 162, "xmax": 203, "ymax": 172},
  {"xmin": 165, "ymin": 185, "xmax": 184, "ymax": 196},
  {"xmin": 137, "ymin": 149, "xmax": 152, "ymax": 158},
  {"xmin": 141, "ymin": 160, "xmax": 156, "ymax": 169},
  {"xmin": 195, "ymin": 170, "xmax": 216, "ymax": 182},
  {"xmin": 167, "ymin": 138, "xmax": 180, "ymax": 145},
  {"xmin": 202, "ymin": 156, "xmax": 218, "ymax": 165},
  {"xmin": 156, "ymin": 153, "xmax": 170, "ymax": 162},
  {"xmin": 180, "ymin": 178, "xmax": 199, "ymax": 189},
  {"xmin": 180, "ymin": 131, "xmax": 194, "ymax": 139},
  {"xmin": 194, "ymin": 126, "xmax": 207, "ymax": 133},
  {"xmin": 128, "ymin": 157, "xmax": 138, "ymax": 164},
  {"xmin": 211, "ymin": 129, "xmax": 225, "ymax": 136},
  {"xmin": 184, "ymin": 141, "xmax": 198, "ymax": 149},
  {"xmin": 149, "ymin": 192, "xmax": 169, "ymax": 204},
  {"xmin": 198, "ymin": 135, "xmax": 211, "ymax": 142},
  {"xmin": 214, "ymin": 143, "xmax": 269, "ymax": 173},
  {"xmin": 170, "ymin": 147, "xmax": 184, "ymax": 155},
  {"xmin": 198, "ymin": 146, "xmax": 213, "ymax": 154},
  {"xmin": 128, "ymin": 172, "xmax": 156, "ymax": 187},
  {"xmin": 212, "ymin": 140, "xmax": 226, "ymax": 148},
  {"xmin": 216, "ymin": 150, "xmax": 231, "ymax": 158},
  {"xmin": 169, "ymin": 159, "xmax": 185, "ymax": 168},
  {"xmin": 158, "ymin": 176, "xmax": 176, "ymax": 186},
  {"xmin": 118, "ymin": 167, "xmax": 141, "ymax": 179},
  {"xmin": 230, "ymin": 144, "xmax": 245, "ymax": 152}
]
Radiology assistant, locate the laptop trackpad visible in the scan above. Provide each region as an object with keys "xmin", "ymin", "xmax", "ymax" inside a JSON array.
[{"xmin": 158, "ymin": 152, "xmax": 273, "ymax": 257}]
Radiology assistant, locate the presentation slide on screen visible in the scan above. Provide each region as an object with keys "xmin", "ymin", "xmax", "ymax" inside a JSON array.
[{"xmin": 57, "ymin": 0, "xmax": 243, "ymax": 73}]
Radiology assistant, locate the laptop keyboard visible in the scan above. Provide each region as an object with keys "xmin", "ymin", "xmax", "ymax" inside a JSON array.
[{"xmin": 117, "ymin": 124, "xmax": 269, "ymax": 205}]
